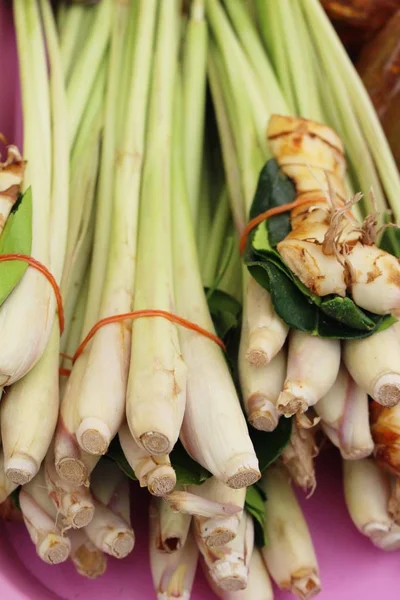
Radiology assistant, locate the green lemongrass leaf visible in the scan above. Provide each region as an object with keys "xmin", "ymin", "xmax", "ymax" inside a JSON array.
[
  {"xmin": 0, "ymin": 188, "xmax": 32, "ymax": 306},
  {"xmin": 245, "ymin": 484, "xmax": 267, "ymax": 547},
  {"xmin": 249, "ymin": 417, "xmax": 292, "ymax": 474},
  {"xmin": 244, "ymin": 160, "xmax": 395, "ymax": 339},
  {"xmin": 170, "ymin": 440, "xmax": 211, "ymax": 486}
]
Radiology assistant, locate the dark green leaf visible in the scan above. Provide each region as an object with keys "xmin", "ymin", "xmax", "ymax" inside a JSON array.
[
  {"xmin": 206, "ymin": 288, "xmax": 241, "ymax": 341},
  {"xmin": 170, "ymin": 440, "xmax": 211, "ymax": 486},
  {"xmin": 0, "ymin": 188, "xmax": 32, "ymax": 307},
  {"xmin": 107, "ymin": 437, "xmax": 137, "ymax": 481},
  {"xmin": 245, "ymin": 484, "xmax": 267, "ymax": 547},
  {"xmin": 250, "ymin": 417, "xmax": 292, "ymax": 473},
  {"xmin": 10, "ymin": 488, "xmax": 21, "ymax": 511},
  {"xmin": 244, "ymin": 160, "xmax": 395, "ymax": 340},
  {"xmin": 380, "ymin": 223, "xmax": 400, "ymax": 258}
]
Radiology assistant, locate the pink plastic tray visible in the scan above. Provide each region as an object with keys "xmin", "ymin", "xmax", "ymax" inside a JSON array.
[{"xmin": 1, "ymin": 4, "xmax": 399, "ymax": 599}]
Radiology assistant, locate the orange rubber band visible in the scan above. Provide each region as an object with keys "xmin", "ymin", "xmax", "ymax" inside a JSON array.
[
  {"xmin": 59, "ymin": 368, "xmax": 72, "ymax": 377},
  {"xmin": 73, "ymin": 309, "xmax": 226, "ymax": 363},
  {"xmin": 0, "ymin": 253, "xmax": 64, "ymax": 333},
  {"xmin": 239, "ymin": 197, "xmax": 313, "ymax": 255},
  {"xmin": 59, "ymin": 352, "xmax": 73, "ymax": 362}
]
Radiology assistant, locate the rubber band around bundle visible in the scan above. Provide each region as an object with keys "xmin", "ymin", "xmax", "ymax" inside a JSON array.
[
  {"xmin": 73, "ymin": 309, "xmax": 226, "ymax": 363},
  {"xmin": 239, "ymin": 197, "xmax": 313, "ymax": 255},
  {"xmin": 0, "ymin": 253, "xmax": 64, "ymax": 333}
]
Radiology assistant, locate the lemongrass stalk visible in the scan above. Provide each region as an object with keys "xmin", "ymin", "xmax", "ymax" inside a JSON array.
[
  {"xmin": 76, "ymin": 1, "xmax": 157, "ymax": 457},
  {"xmin": 280, "ymin": 420, "xmax": 317, "ymax": 495},
  {"xmin": 1, "ymin": 322, "xmax": 60, "ymax": 485},
  {"xmin": 58, "ymin": 5, "xmax": 87, "ymax": 81},
  {"xmin": 172, "ymin": 79, "xmax": 260, "ymax": 488},
  {"xmin": 196, "ymin": 510, "xmax": 254, "ymax": 592},
  {"xmin": 344, "ymin": 324, "xmax": 400, "ymax": 408},
  {"xmin": 197, "ymin": 155, "xmax": 213, "ymax": 269},
  {"xmin": 150, "ymin": 525, "xmax": 198, "ymax": 600},
  {"xmin": 119, "ymin": 421, "xmax": 176, "ymax": 497},
  {"xmin": 207, "ymin": 51, "xmax": 245, "ymax": 234},
  {"xmin": 126, "ymin": 0, "xmax": 186, "ymax": 456},
  {"xmin": 44, "ymin": 447, "xmax": 94, "ymax": 530},
  {"xmin": 239, "ymin": 319, "xmax": 285, "ymax": 431},
  {"xmin": 60, "ymin": 268, "xmax": 89, "ymax": 368},
  {"xmin": 150, "ymin": 495, "xmax": 191, "ymax": 554},
  {"xmin": 208, "ymin": 547, "xmax": 274, "ymax": 600},
  {"xmin": 343, "ymin": 458, "xmax": 400, "ymax": 550},
  {"xmin": 202, "ymin": 187, "xmax": 230, "ymax": 288},
  {"xmin": 0, "ymin": 145, "xmax": 25, "ymax": 236},
  {"xmin": 19, "ymin": 489, "xmax": 71, "ymax": 565},
  {"xmin": 217, "ymin": 226, "xmax": 242, "ymax": 304},
  {"xmin": 69, "ymin": 529, "xmax": 107, "ymax": 579},
  {"xmin": 182, "ymin": 0, "xmax": 208, "ymax": 222},
  {"xmin": 315, "ymin": 364, "xmax": 374, "ymax": 460},
  {"xmin": 190, "ymin": 478, "xmax": 246, "ymax": 547},
  {"xmin": 222, "ymin": 0, "xmax": 288, "ymax": 115},
  {"xmin": 261, "ymin": 466, "xmax": 321, "ymax": 599},
  {"xmin": 67, "ymin": 0, "xmax": 112, "ymax": 147},
  {"xmin": 21, "ymin": 467, "xmax": 71, "ymax": 564},
  {"xmin": 84, "ymin": 464, "xmax": 134, "ymax": 559},
  {"xmin": 0, "ymin": 1, "xmax": 54, "ymax": 386},
  {"xmin": 278, "ymin": 330, "xmax": 340, "ymax": 417},
  {"xmin": 165, "ymin": 490, "xmax": 242, "ymax": 520},
  {"xmin": 389, "ymin": 478, "xmax": 400, "ymax": 525},
  {"xmin": 301, "ymin": 0, "xmax": 400, "ymax": 220},
  {"xmin": 0, "ymin": 450, "xmax": 17, "ymax": 504}
]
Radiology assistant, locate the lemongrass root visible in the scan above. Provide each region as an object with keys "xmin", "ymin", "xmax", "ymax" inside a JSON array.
[
  {"xmin": 1, "ymin": 322, "xmax": 60, "ymax": 485},
  {"xmin": 277, "ymin": 329, "xmax": 340, "ymax": 417},
  {"xmin": 196, "ymin": 509, "xmax": 253, "ymax": 592},
  {"xmin": 119, "ymin": 421, "xmax": 176, "ymax": 496},
  {"xmin": 0, "ymin": 144, "xmax": 25, "ymax": 235},
  {"xmin": 189, "ymin": 477, "xmax": 246, "ymax": 547},
  {"xmin": 261, "ymin": 466, "xmax": 321, "ymax": 599},
  {"xmin": 149, "ymin": 495, "xmax": 191, "ymax": 554},
  {"xmin": 207, "ymin": 547, "xmax": 274, "ymax": 600},
  {"xmin": 69, "ymin": 529, "xmax": 107, "ymax": 579},
  {"xmin": 343, "ymin": 458, "xmax": 400, "ymax": 550},
  {"xmin": 45, "ymin": 448, "xmax": 94, "ymax": 530},
  {"xmin": 244, "ymin": 273, "xmax": 288, "ymax": 366},
  {"xmin": 280, "ymin": 420, "xmax": 318, "ymax": 494},
  {"xmin": 344, "ymin": 324, "xmax": 400, "ymax": 408},
  {"xmin": 149, "ymin": 515, "xmax": 198, "ymax": 600},
  {"xmin": 315, "ymin": 363, "xmax": 374, "ymax": 460},
  {"xmin": 239, "ymin": 310, "xmax": 286, "ymax": 430}
]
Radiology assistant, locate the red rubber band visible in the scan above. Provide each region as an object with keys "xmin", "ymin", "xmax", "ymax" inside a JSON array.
[
  {"xmin": 59, "ymin": 352, "xmax": 73, "ymax": 362},
  {"xmin": 59, "ymin": 368, "xmax": 71, "ymax": 377},
  {"xmin": 73, "ymin": 309, "xmax": 226, "ymax": 363},
  {"xmin": 0, "ymin": 253, "xmax": 64, "ymax": 333},
  {"xmin": 239, "ymin": 197, "xmax": 315, "ymax": 255}
]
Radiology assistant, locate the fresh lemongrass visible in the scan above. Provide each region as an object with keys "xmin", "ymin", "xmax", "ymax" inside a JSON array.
[
  {"xmin": 44, "ymin": 446, "xmax": 94, "ymax": 530},
  {"xmin": 126, "ymin": 0, "xmax": 186, "ymax": 457},
  {"xmin": 119, "ymin": 422, "xmax": 176, "ymax": 496},
  {"xmin": 389, "ymin": 478, "xmax": 400, "ymax": 525},
  {"xmin": 0, "ymin": 1, "xmax": 54, "ymax": 386},
  {"xmin": 75, "ymin": 0, "xmax": 157, "ymax": 458},
  {"xmin": 277, "ymin": 330, "xmax": 341, "ymax": 417},
  {"xmin": 69, "ymin": 529, "xmax": 107, "ymax": 579},
  {"xmin": 150, "ymin": 495, "xmax": 191, "ymax": 554},
  {"xmin": 164, "ymin": 490, "xmax": 242, "ymax": 520},
  {"xmin": 343, "ymin": 458, "xmax": 400, "ymax": 550},
  {"xmin": 66, "ymin": 0, "xmax": 111, "ymax": 147},
  {"xmin": 84, "ymin": 461, "xmax": 135, "ymax": 559},
  {"xmin": 202, "ymin": 187, "xmax": 230, "ymax": 289},
  {"xmin": 197, "ymin": 155, "xmax": 213, "ymax": 270},
  {"xmin": 190, "ymin": 478, "xmax": 246, "ymax": 547},
  {"xmin": 300, "ymin": 0, "xmax": 400, "ymax": 220},
  {"xmin": 207, "ymin": 547, "xmax": 274, "ymax": 600},
  {"xmin": 344, "ymin": 323, "xmax": 400, "ymax": 408},
  {"xmin": 0, "ymin": 450, "xmax": 17, "ymax": 504},
  {"xmin": 58, "ymin": 5, "xmax": 89, "ymax": 82},
  {"xmin": 182, "ymin": 0, "xmax": 208, "ymax": 222},
  {"xmin": 0, "ymin": 144, "xmax": 25, "ymax": 235},
  {"xmin": 261, "ymin": 466, "xmax": 321, "ymax": 599},
  {"xmin": 196, "ymin": 510, "xmax": 254, "ymax": 592},
  {"xmin": 149, "ymin": 523, "xmax": 198, "ymax": 600},
  {"xmin": 21, "ymin": 467, "xmax": 71, "ymax": 564},
  {"xmin": 239, "ymin": 321, "xmax": 286, "ymax": 431},
  {"xmin": 370, "ymin": 400, "xmax": 400, "ymax": 477},
  {"xmin": 280, "ymin": 420, "xmax": 318, "ymax": 495},
  {"xmin": 60, "ymin": 269, "xmax": 89, "ymax": 375},
  {"xmin": 315, "ymin": 364, "xmax": 374, "ymax": 460},
  {"xmin": 172, "ymin": 74, "xmax": 259, "ymax": 489}
]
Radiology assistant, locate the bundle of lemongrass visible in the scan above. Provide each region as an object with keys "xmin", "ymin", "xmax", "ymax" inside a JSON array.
[{"xmin": 1, "ymin": 1, "xmax": 400, "ymax": 600}]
